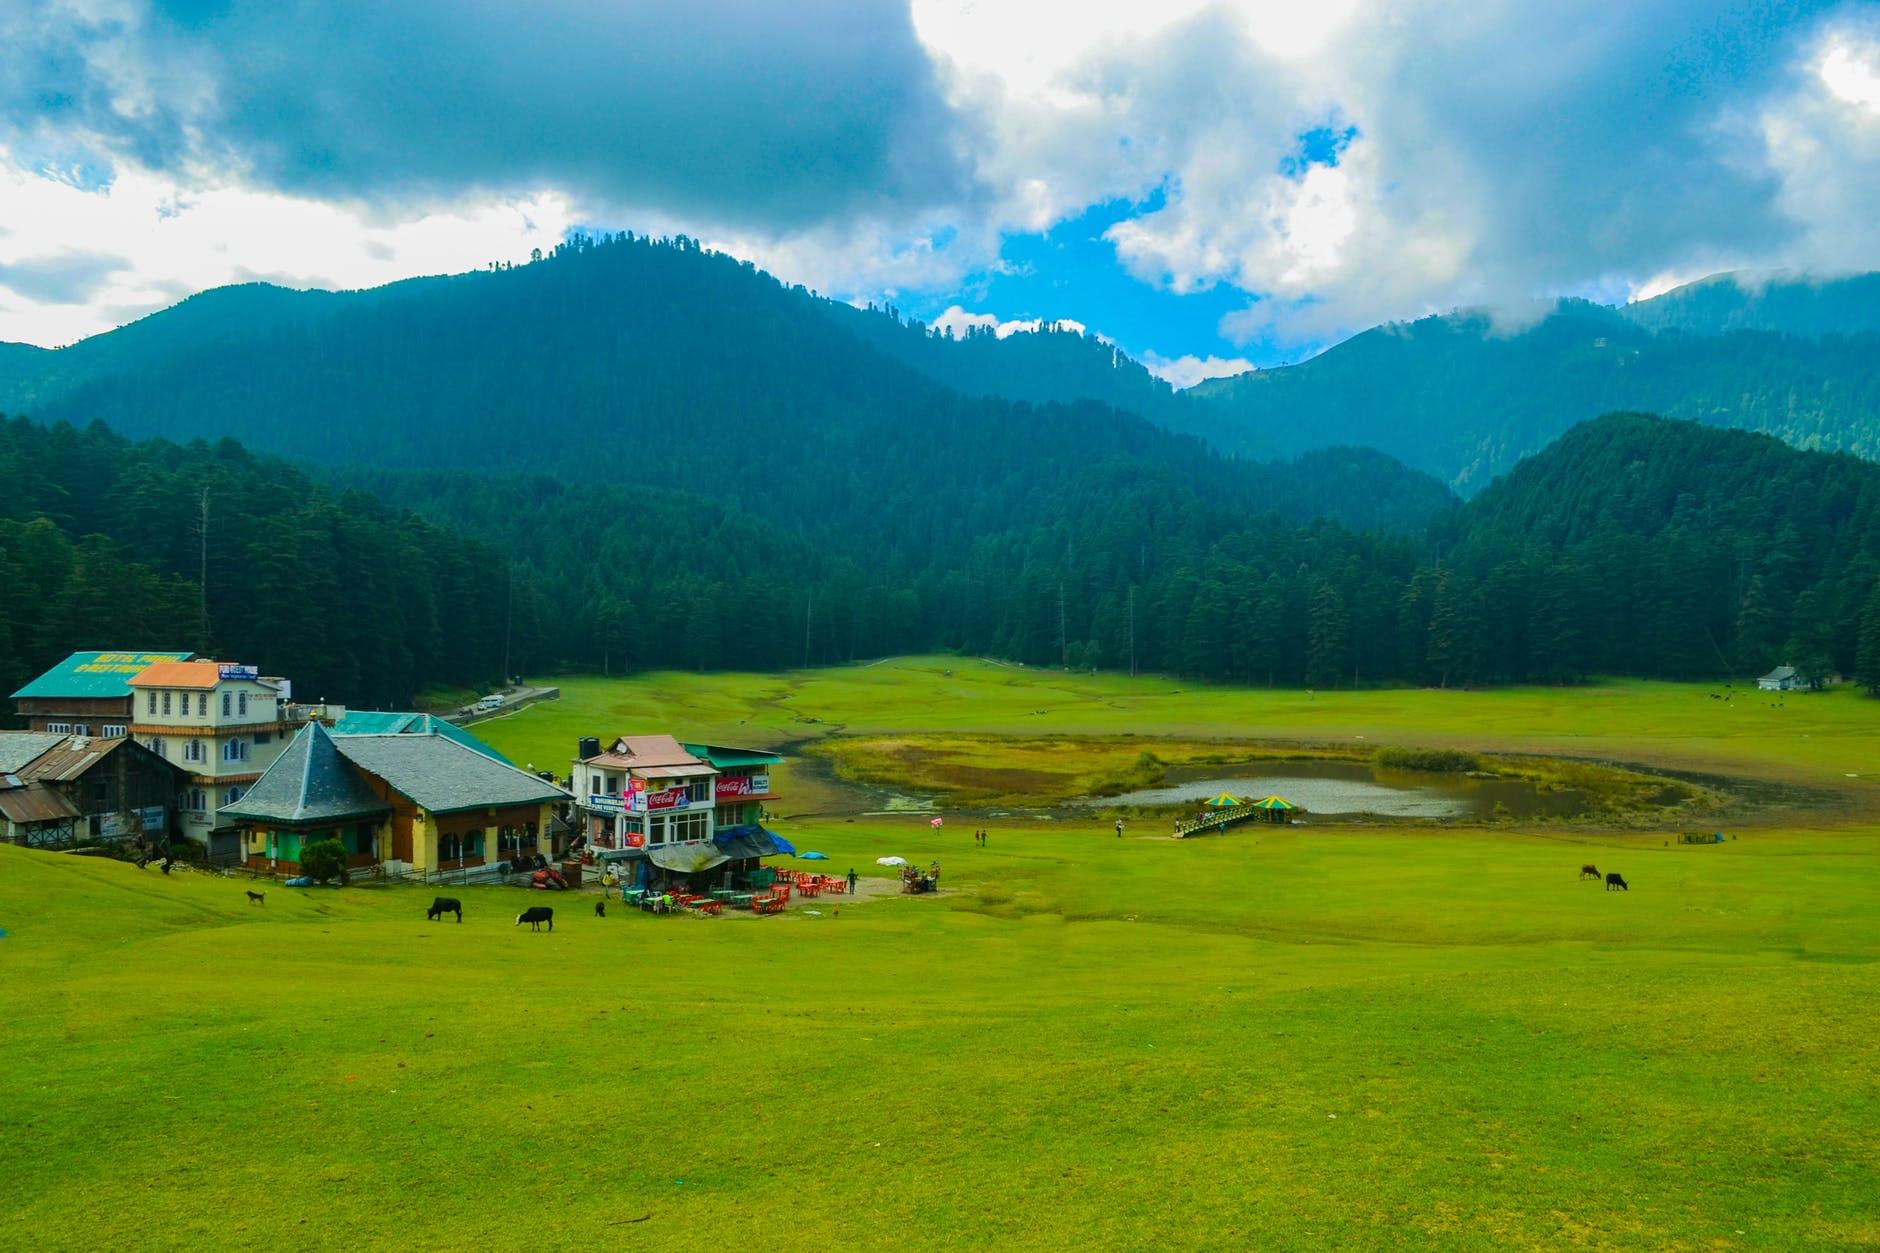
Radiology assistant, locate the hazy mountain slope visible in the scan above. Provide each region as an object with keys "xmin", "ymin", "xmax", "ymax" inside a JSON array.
[
  {"xmin": 1190, "ymin": 302, "xmax": 1880, "ymax": 491},
  {"xmin": 1620, "ymin": 272, "xmax": 1880, "ymax": 338}
]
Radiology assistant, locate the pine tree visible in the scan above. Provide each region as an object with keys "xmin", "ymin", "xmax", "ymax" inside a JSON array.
[{"xmin": 1856, "ymin": 581, "xmax": 1880, "ymax": 697}]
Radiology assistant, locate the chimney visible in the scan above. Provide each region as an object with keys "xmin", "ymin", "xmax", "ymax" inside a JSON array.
[{"xmin": 578, "ymin": 737, "xmax": 601, "ymax": 761}]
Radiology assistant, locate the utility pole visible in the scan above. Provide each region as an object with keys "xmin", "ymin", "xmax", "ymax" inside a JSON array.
[
  {"xmin": 502, "ymin": 573, "xmax": 514, "ymax": 683},
  {"xmin": 1128, "ymin": 585, "xmax": 1137, "ymax": 677},
  {"xmin": 803, "ymin": 588, "xmax": 814, "ymax": 668},
  {"xmin": 196, "ymin": 487, "xmax": 210, "ymax": 654},
  {"xmin": 1058, "ymin": 581, "xmax": 1068, "ymax": 668}
]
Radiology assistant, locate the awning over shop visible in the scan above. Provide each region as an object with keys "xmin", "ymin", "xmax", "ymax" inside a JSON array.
[{"xmin": 648, "ymin": 843, "xmax": 729, "ymax": 873}]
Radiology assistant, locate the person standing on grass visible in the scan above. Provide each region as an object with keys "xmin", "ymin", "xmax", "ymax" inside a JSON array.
[
  {"xmin": 1115, "ymin": 817, "xmax": 1124, "ymax": 839},
  {"xmin": 848, "ymin": 867, "xmax": 858, "ymax": 894}
]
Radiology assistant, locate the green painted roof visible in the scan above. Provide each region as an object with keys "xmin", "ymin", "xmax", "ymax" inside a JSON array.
[
  {"xmin": 331, "ymin": 734, "xmax": 568, "ymax": 816},
  {"xmin": 333, "ymin": 711, "xmax": 512, "ymax": 764},
  {"xmin": 221, "ymin": 723, "xmax": 391, "ymax": 828},
  {"xmin": 681, "ymin": 743, "xmax": 784, "ymax": 768},
  {"xmin": 11, "ymin": 650, "xmax": 192, "ymax": 700}
]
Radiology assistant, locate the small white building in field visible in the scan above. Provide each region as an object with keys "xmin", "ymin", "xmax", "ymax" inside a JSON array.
[{"xmin": 1755, "ymin": 664, "xmax": 1812, "ymax": 692}]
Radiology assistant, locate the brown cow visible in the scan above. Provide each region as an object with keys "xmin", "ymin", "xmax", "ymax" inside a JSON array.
[{"xmin": 1579, "ymin": 864, "xmax": 1600, "ymax": 881}]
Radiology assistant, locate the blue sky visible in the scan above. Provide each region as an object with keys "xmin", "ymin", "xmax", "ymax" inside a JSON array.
[{"xmin": 1, "ymin": 2, "xmax": 1877, "ymax": 379}]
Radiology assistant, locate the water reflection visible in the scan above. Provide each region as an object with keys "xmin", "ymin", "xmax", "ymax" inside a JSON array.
[{"xmin": 1088, "ymin": 760, "xmax": 1592, "ymax": 819}]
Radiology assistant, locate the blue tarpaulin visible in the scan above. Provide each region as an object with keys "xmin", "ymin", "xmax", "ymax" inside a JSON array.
[{"xmin": 713, "ymin": 824, "xmax": 790, "ymax": 859}]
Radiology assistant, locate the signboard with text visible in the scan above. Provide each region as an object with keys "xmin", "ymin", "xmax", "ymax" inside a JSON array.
[
  {"xmin": 636, "ymin": 786, "xmax": 687, "ymax": 812},
  {"xmin": 219, "ymin": 664, "xmax": 260, "ymax": 682},
  {"xmin": 714, "ymin": 774, "xmax": 770, "ymax": 799}
]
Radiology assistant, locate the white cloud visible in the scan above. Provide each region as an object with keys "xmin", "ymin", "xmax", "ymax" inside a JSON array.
[
  {"xmin": 0, "ymin": 154, "xmax": 573, "ymax": 346},
  {"xmin": 931, "ymin": 305, "xmax": 1088, "ymax": 339},
  {"xmin": 1138, "ymin": 351, "xmax": 1255, "ymax": 388}
]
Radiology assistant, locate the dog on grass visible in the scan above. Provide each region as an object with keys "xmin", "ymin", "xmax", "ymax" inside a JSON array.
[
  {"xmin": 594, "ymin": 899, "xmax": 606, "ymax": 918},
  {"xmin": 245, "ymin": 890, "xmax": 265, "ymax": 905}
]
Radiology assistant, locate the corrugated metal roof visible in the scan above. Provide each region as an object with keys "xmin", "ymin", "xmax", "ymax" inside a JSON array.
[
  {"xmin": 18, "ymin": 736, "xmax": 127, "ymax": 782},
  {"xmin": 682, "ymin": 743, "xmax": 785, "ymax": 768},
  {"xmin": 333, "ymin": 733, "xmax": 569, "ymax": 816},
  {"xmin": 10, "ymin": 650, "xmax": 192, "ymax": 700},
  {"xmin": 0, "ymin": 731, "xmax": 68, "ymax": 774},
  {"xmin": 127, "ymin": 660, "xmax": 225, "ymax": 689},
  {"xmin": 0, "ymin": 782, "xmax": 81, "ymax": 825},
  {"xmin": 332, "ymin": 711, "xmax": 513, "ymax": 764},
  {"xmin": 221, "ymin": 722, "xmax": 391, "ymax": 827},
  {"xmin": 594, "ymin": 735, "xmax": 708, "ymax": 770}
]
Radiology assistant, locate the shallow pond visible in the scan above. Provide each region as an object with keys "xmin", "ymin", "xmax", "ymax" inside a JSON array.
[{"xmin": 1086, "ymin": 760, "xmax": 1591, "ymax": 819}]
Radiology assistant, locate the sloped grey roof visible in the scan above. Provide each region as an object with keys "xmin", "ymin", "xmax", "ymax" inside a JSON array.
[
  {"xmin": 332, "ymin": 733, "xmax": 569, "ymax": 816},
  {"xmin": 220, "ymin": 722, "xmax": 391, "ymax": 827},
  {"xmin": 0, "ymin": 732, "xmax": 68, "ymax": 774}
]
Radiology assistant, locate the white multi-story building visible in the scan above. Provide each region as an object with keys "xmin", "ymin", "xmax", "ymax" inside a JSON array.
[{"xmin": 129, "ymin": 660, "xmax": 299, "ymax": 857}]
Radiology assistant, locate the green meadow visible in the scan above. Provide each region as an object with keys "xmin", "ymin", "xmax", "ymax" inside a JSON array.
[{"xmin": 4, "ymin": 659, "xmax": 1878, "ymax": 1250}]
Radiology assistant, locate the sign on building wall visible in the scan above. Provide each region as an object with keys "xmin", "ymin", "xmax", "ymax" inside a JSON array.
[
  {"xmin": 587, "ymin": 794, "xmax": 624, "ymax": 817},
  {"xmin": 635, "ymin": 786, "xmax": 686, "ymax": 812},
  {"xmin": 715, "ymin": 774, "xmax": 770, "ymax": 798},
  {"xmin": 219, "ymin": 664, "xmax": 260, "ymax": 681}
]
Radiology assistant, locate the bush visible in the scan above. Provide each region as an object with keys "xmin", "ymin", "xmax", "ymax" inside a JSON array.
[
  {"xmin": 1088, "ymin": 751, "xmax": 1167, "ymax": 797},
  {"xmin": 1374, "ymin": 746, "xmax": 1481, "ymax": 773},
  {"xmin": 300, "ymin": 838, "xmax": 350, "ymax": 884}
]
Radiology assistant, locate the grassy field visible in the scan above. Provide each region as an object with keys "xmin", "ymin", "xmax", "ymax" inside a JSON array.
[{"xmin": 3, "ymin": 659, "xmax": 1877, "ymax": 1249}]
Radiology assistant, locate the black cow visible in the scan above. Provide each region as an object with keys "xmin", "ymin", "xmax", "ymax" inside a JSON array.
[
  {"xmin": 516, "ymin": 906, "xmax": 554, "ymax": 931},
  {"xmin": 1605, "ymin": 873, "xmax": 1629, "ymax": 892},
  {"xmin": 427, "ymin": 897, "xmax": 462, "ymax": 922}
]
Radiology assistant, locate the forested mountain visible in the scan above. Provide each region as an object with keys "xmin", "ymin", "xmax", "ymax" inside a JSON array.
[
  {"xmin": 816, "ymin": 303, "xmax": 1193, "ymax": 428},
  {"xmin": 5, "ymin": 237, "xmax": 1876, "ymax": 505},
  {"xmin": 0, "ymin": 234, "xmax": 1449, "ymax": 538},
  {"xmin": 1189, "ymin": 303, "xmax": 1880, "ymax": 490},
  {"xmin": 0, "ymin": 417, "xmax": 514, "ymax": 706},
  {"xmin": 320, "ymin": 413, "xmax": 1880, "ymax": 692},
  {"xmin": 5, "ymin": 409, "xmax": 1876, "ymax": 697},
  {"xmin": 1618, "ymin": 272, "xmax": 1880, "ymax": 339}
]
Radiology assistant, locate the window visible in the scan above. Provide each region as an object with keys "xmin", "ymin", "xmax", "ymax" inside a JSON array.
[
  {"xmin": 497, "ymin": 824, "xmax": 537, "ymax": 855},
  {"xmin": 73, "ymin": 724, "xmax": 89, "ymax": 736},
  {"xmin": 670, "ymin": 811, "xmax": 710, "ymax": 843},
  {"xmin": 438, "ymin": 829, "xmax": 484, "ymax": 863},
  {"xmin": 183, "ymin": 789, "xmax": 207, "ymax": 812},
  {"xmin": 91, "ymin": 781, "xmax": 108, "ymax": 806},
  {"xmin": 222, "ymin": 738, "xmax": 249, "ymax": 763},
  {"xmin": 221, "ymin": 692, "xmax": 231, "ymax": 718},
  {"xmin": 147, "ymin": 737, "xmax": 166, "ymax": 758},
  {"xmin": 197, "ymin": 693, "xmax": 207, "ymax": 716},
  {"xmin": 47, "ymin": 722, "xmax": 72, "ymax": 734},
  {"xmin": 184, "ymin": 739, "xmax": 205, "ymax": 763},
  {"xmin": 102, "ymin": 724, "xmax": 125, "ymax": 738},
  {"xmin": 161, "ymin": 692, "xmax": 172, "ymax": 717},
  {"xmin": 223, "ymin": 786, "xmax": 243, "ymax": 806},
  {"xmin": 238, "ymin": 691, "xmax": 248, "ymax": 717},
  {"xmin": 147, "ymin": 691, "xmax": 157, "ymax": 714},
  {"xmin": 687, "ymin": 780, "xmax": 710, "ymax": 803}
]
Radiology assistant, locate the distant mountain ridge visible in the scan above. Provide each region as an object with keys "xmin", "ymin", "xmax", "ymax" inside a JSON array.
[
  {"xmin": 1, "ymin": 253, "xmax": 1876, "ymax": 499},
  {"xmin": 1187, "ymin": 277, "xmax": 1880, "ymax": 491},
  {"xmin": 0, "ymin": 234, "xmax": 1453, "ymax": 537}
]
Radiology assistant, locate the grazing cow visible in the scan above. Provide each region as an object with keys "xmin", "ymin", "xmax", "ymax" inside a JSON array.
[
  {"xmin": 245, "ymin": 890, "xmax": 265, "ymax": 905},
  {"xmin": 516, "ymin": 906, "xmax": 554, "ymax": 931},
  {"xmin": 594, "ymin": 899, "xmax": 606, "ymax": 919},
  {"xmin": 1605, "ymin": 872, "xmax": 1629, "ymax": 892},
  {"xmin": 427, "ymin": 897, "xmax": 462, "ymax": 923},
  {"xmin": 1579, "ymin": 864, "xmax": 1600, "ymax": 881}
]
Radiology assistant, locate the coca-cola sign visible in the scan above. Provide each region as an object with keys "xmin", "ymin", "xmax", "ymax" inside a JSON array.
[
  {"xmin": 714, "ymin": 774, "xmax": 770, "ymax": 798},
  {"xmin": 635, "ymin": 786, "xmax": 687, "ymax": 812}
]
